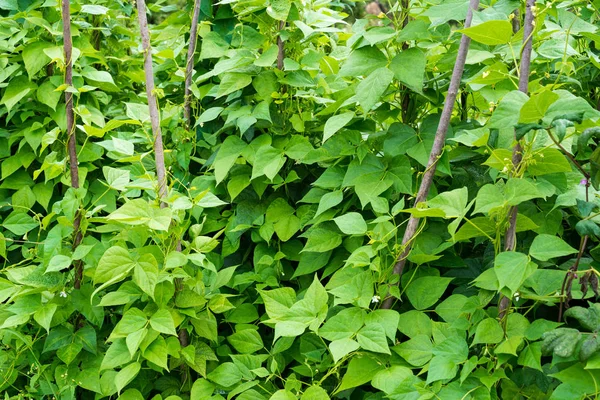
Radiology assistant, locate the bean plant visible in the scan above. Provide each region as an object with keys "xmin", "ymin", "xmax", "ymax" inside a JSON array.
[{"xmin": 1, "ymin": 0, "xmax": 600, "ymax": 399}]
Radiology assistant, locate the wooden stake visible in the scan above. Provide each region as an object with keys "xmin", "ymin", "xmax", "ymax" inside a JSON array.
[
  {"xmin": 184, "ymin": 0, "xmax": 202, "ymax": 130},
  {"xmin": 62, "ymin": 0, "xmax": 83, "ymax": 289},
  {"xmin": 136, "ymin": 0, "xmax": 168, "ymax": 205},
  {"xmin": 382, "ymin": 0, "xmax": 480, "ymax": 309}
]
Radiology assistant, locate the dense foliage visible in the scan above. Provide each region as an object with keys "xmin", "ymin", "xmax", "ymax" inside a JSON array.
[{"xmin": 2, "ymin": 0, "xmax": 600, "ymax": 398}]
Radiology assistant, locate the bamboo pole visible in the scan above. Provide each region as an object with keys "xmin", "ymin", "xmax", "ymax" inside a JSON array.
[
  {"xmin": 381, "ymin": 0, "xmax": 480, "ymax": 309},
  {"xmin": 499, "ymin": 0, "xmax": 536, "ymax": 319},
  {"xmin": 61, "ymin": 0, "xmax": 83, "ymax": 289},
  {"xmin": 277, "ymin": 21, "xmax": 285, "ymax": 70},
  {"xmin": 183, "ymin": 0, "xmax": 202, "ymax": 130},
  {"xmin": 504, "ymin": 0, "xmax": 535, "ymax": 252},
  {"xmin": 136, "ymin": 0, "xmax": 168, "ymax": 205}
]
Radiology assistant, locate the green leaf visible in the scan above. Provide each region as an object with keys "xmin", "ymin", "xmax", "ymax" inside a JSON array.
[
  {"xmin": 328, "ymin": 338, "xmax": 360, "ymax": 363},
  {"xmin": 103, "ymin": 166, "xmax": 130, "ymax": 191},
  {"xmin": 333, "ymin": 213, "xmax": 368, "ymax": 235},
  {"xmin": 301, "ymin": 226, "xmax": 342, "ymax": 253},
  {"xmin": 101, "ymin": 339, "xmax": 133, "ymax": 370},
  {"xmin": 357, "ymin": 324, "xmax": 390, "ymax": 354},
  {"xmin": 423, "ymin": 1, "xmax": 469, "ymax": 26},
  {"xmin": 165, "ymin": 251, "xmax": 187, "ymax": 269},
  {"xmin": 371, "ymin": 366, "xmax": 414, "ymax": 394},
  {"xmin": 217, "ymin": 73, "xmax": 252, "ymax": 98},
  {"xmin": 82, "ymin": 69, "xmax": 120, "ymax": 92},
  {"xmin": 227, "ymin": 330, "xmax": 264, "ymax": 354},
  {"xmin": 365, "ymin": 310, "xmax": 399, "ymax": 341},
  {"xmin": 576, "ymin": 220, "xmax": 600, "ymax": 237},
  {"xmin": 504, "ymin": 178, "xmax": 543, "ymax": 205},
  {"xmin": 339, "ymin": 46, "xmax": 387, "ymax": 77},
  {"xmin": 405, "ymin": 276, "xmax": 453, "ymax": 310},
  {"xmin": 459, "ymin": 20, "xmax": 513, "ymax": 45},
  {"xmin": 271, "ymin": 390, "xmax": 297, "ymax": 400},
  {"xmin": 274, "ymin": 216, "xmax": 301, "ymax": 242},
  {"xmin": 525, "ymin": 319, "xmax": 562, "ymax": 341},
  {"xmin": 81, "ymin": 4, "xmax": 109, "ymax": 14},
  {"xmin": 149, "ymin": 309, "xmax": 177, "ymax": 336},
  {"xmin": 433, "ymin": 335, "xmax": 468, "ymax": 363},
  {"xmin": 398, "ymin": 310, "xmax": 432, "ymax": 338},
  {"xmin": 323, "ymin": 112, "xmax": 354, "ymax": 143},
  {"xmin": 280, "ymin": 70, "xmax": 316, "ymax": 87},
  {"xmin": 389, "ymin": 48, "xmax": 426, "ymax": 93},
  {"xmin": 529, "ymin": 234, "xmax": 578, "ymax": 261},
  {"xmin": 303, "ymin": 274, "xmax": 329, "ymax": 316},
  {"xmin": 214, "ymin": 136, "xmax": 247, "ymax": 185},
  {"xmin": 542, "ymin": 328, "xmax": 581, "ymax": 358},
  {"xmin": 301, "ymin": 385, "xmax": 330, "ymax": 400},
  {"xmin": 143, "ymin": 336, "xmax": 169, "ymax": 370},
  {"xmin": 564, "ymin": 304, "xmax": 600, "ymax": 331},
  {"xmin": 57, "ymin": 342, "xmax": 83, "ymax": 365},
  {"xmin": 125, "ymin": 103, "xmax": 150, "ymax": 124},
  {"xmin": 488, "ymin": 90, "xmax": 529, "ymax": 130},
  {"xmin": 393, "ymin": 334, "xmax": 432, "ymax": 366},
  {"xmin": 528, "ymin": 148, "xmax": 572, "ymax": 176},
  {"xmin": 517, "ymin": 342, "xmax": 543, "ymax": 371},
  {"xmin": 33, "ymin": 303, "xmax": 58, "ymax": 332},
  {"xmin": 428, "ymin": 187, "xmax": 468, "ymax": 218},
  {"xmin": 133, "ymin": 255, "xmax": 158, "ymax": 298},
  {"xmin": 251, "ymin": 146, "xmax": 286, "ymax": 180},
  {"xmin": 494, "ymin": 251, "xmax": 535, "ymax": 294},
  {"xmin": 191, "ymin": 379, "xmax": 215, "ymax": 399},
  {"xmin": 46, "ymin": 254, "xmax": 72, "ymax": 273},
  {"xmin": 3, "ymin": 212, "xmax": 37, "ymax": 235},
  {"xmin": 107, "ymin": 199, "xmax": 171, "ymax": 231},
  {"xmin": 94, "ymin": 246, "xmax": 135, "ymax": 285},
  {"xmin": 115, "ymin": 362, "xmax": 141, "ymax": 393},
  {"xmin": 320, "ymin": 307, "xmax": 365, "ymax": 341},
  {"xmin": 335, "ymin": 355, "xmax": 384, "ymax": 393},
  {"xmin": 0, "ymin": 76, "xmax": 37, "ymax": 113},
  {"xmin": 519, "ymin": 90, "xmax": 559, "ymax": 123},
  {"xmin": 255, "ymin": 46, "xmax": 278, "ymax": 67},
  {"xmin": 550, "ymin": 363, "xmax": 600, "ymax": 397},
  {"xmin": 0, "ymin": 0, "xmax": 18, "ymax": 10},
  {"xmin": 356, "ymin": 67, "xmax": 394, "ymax": 111},
  {"xmin": 23, "ymin": 41, "xmax": 53, "ymax": 78},
  {"xmin": 260, "ymin": 287, "xmax": 296, "ymax": 321},
  {"xmin": 514, "ymin": 123, "xmax": 544, "ymax": 140},
  {"xmin": 267, "ymin": 0, "xmax": 291, "ymax": 20},
  {"xmin": 207, "ymin": 362, "xmax": 242, "ymax": 387},
  {"xmin": 315, "ymin": 190, "xmax": 343, "ymax": 217},
  {"xmin": 473, "ymin": 318, "xmax": 504, "ymax": 344},
  {"xmin": 198, "ymin": 107, "xmax": 224, "ymax": 123},
  {"xmin": 435, "ymin": 294, "xmax": 468, "ymax": 323}
]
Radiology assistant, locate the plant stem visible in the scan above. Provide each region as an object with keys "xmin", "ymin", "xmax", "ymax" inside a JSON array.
[
  {"xmin": 546, "ymin": 130, "xmax": 590, "ymax": 179},
  {"xmin": 558, "ymin": 234, "xmax": 589, "ymax": 322},
  {"xmin": 62, "ymin": 0, "xmax": 83, "ymax": 289},
  {"xmin": 136, "ymin": 0, "xmax": 168, "ymax": 205},
  {"xmin": 381, "ymin": 0, "xmax": 479, "ymax": 310},
  {"xmin": 498, "ymin": 0, "xmax": 535, "ymax": 319},
  {"xmin": 184, "ymin": 0, "xmax": 202, "ymax": 130}
]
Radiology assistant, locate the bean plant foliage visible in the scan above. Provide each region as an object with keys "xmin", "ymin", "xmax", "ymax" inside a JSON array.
[{"xmin": 2, "ymin": 0, "xmax": 600, "ymax": 398}]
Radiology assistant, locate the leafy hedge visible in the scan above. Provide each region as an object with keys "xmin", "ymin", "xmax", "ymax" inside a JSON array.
[{"xmin": 2, "ymin": 0, "xmax": 600, "ymax": 399}]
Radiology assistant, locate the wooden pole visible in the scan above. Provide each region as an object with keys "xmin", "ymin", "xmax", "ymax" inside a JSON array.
[
  {"xmin": 184, "ymin": 0, "xmax": 202, "ymax": 130},
  {"xmin": 382, "ymin": 0, "xmax": 480, "ymax": 309},
  {"xmin": 136, "ymin": 0, "xmax": 168, "ymax": 205},
  {"xmin": 62, "ymin": 0, "xmax": 83, "ymax": 289},
  {"xmin": 499, "ymin": 0, "xmax": 536, "ymax": 319}
]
